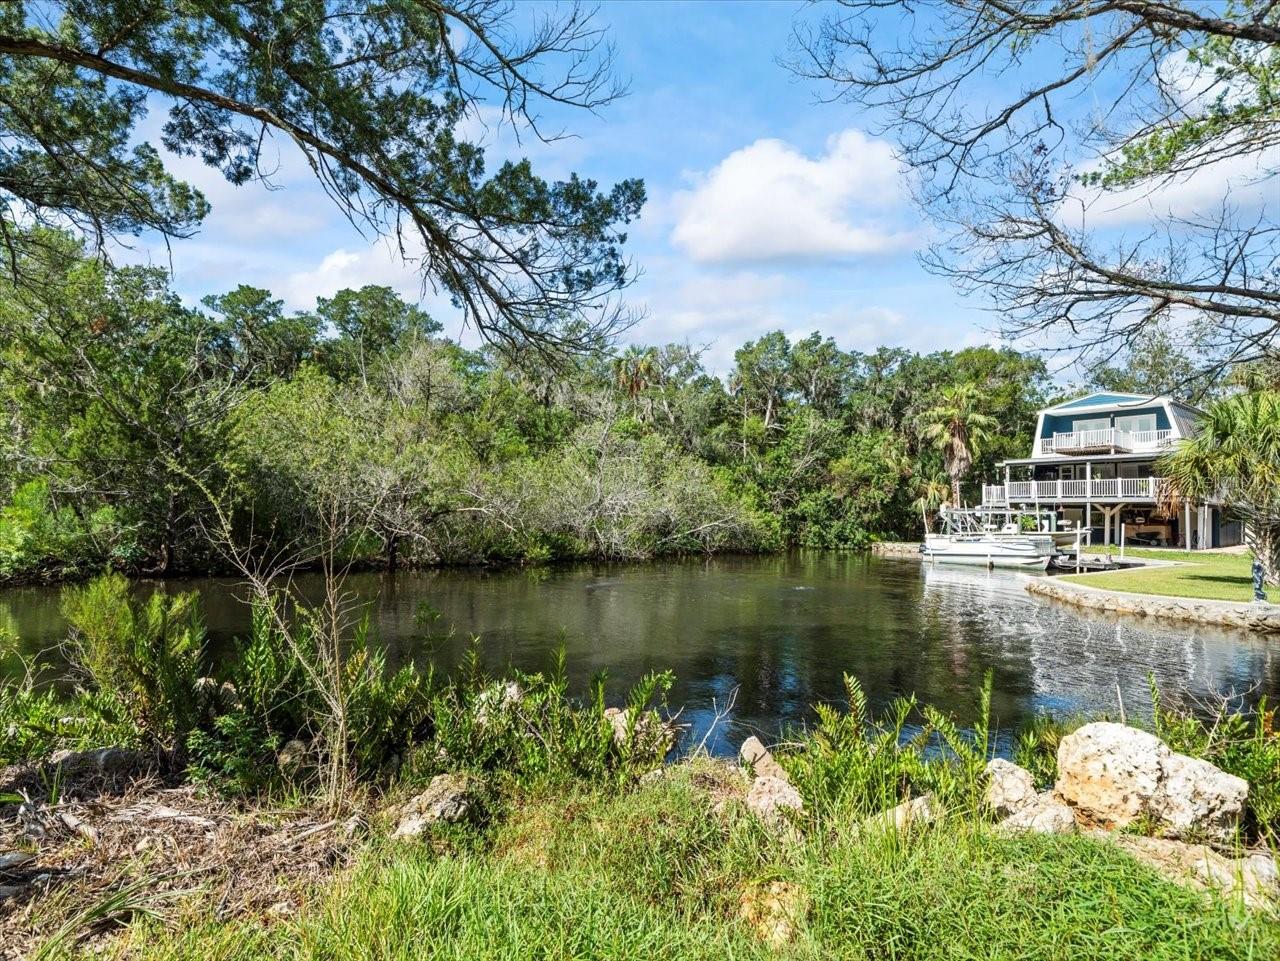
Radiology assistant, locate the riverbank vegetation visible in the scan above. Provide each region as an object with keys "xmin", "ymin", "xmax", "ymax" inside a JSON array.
[
  {"xmin": 0, "ymin": 231, "xmax": 1059, "ymax": 584},
  {"xmin": 103, "ymin": 778, "xmax": 1278, "ymax": 961},
  {"xmin": 3, "ymin": 583, "xmax": 1278, "ymax": 957}
]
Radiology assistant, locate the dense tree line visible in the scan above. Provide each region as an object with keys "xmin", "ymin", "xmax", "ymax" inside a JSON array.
[{"xmin": 0, "ymin": 233, "xmax": 1058, "ymax": 582}]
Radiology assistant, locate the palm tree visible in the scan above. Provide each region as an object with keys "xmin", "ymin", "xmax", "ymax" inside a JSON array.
[
  {"xmin": 1159, "ymin": 390, "xmax": 1280, "ymax": 584},
  {"xmin": 612, "ymin": 347, "xmax": 658, "ymax": 420},
  {"xmin": 912, "ymin": 475, "xmax": 951, "ymax": 534},
  {"xmin": 920, "ymin": 383, "xmax": 997, "ymax": 509}
]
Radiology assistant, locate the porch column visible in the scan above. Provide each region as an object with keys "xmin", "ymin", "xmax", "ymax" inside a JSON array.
[
  {"xmin": 1085, "ymin": 461, "xmax": 1092, "ymax": 547},
  {"xmin": 1184, "ymin": 501, "xmax": 1192, "ymax": 552},
  {"xmin": 1004, "ymin": 465, "xmax": 1010, "ymax": 508}
]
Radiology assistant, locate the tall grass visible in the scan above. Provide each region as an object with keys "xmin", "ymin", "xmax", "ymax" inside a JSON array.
[{"xmin": 110, "ymin": 765, "xmax": 1280, "ymax": 961}]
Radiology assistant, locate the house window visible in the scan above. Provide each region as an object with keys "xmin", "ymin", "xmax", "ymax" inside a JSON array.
[
  {"xmin": 1073, "ymin": 416, "xmax": 1109, "ymax": 433},
  {"xmin": 1116, "ymin": 413, "xmax": 1157, "ymax": 434}
]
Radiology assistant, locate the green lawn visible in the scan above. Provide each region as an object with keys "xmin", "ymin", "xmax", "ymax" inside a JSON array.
[{"xmin": 1062, "ymin": 548, "xmax": 1278, "ymax": 603}]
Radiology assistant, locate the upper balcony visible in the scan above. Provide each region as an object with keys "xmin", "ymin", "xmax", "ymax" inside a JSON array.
[{"xmin": 1037, "ymin": 427, "xmax": 1174, "ymax": 457}]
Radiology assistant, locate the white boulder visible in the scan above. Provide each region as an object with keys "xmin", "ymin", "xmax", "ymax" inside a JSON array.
[
  {"xmin": 1055, "ymin": 722, "xmax": 1247, "ymax": 842},
  {"xmin": 984, "ymin": 758, "xmax": 1038, "ymax": 819},
  {"xmin": 999, "ymin": 794, "xmax": 1077, "ymax": 835},
  {"xmin": 1151, "ymin": 752, "xmax": 1249, "ymax": 842},
  {"xmin": 854, "ymin": 794, "xmax": 940, "ymax": 837},
  {"xmin": 1106, "ymin": 834, "xmax": 1279, "ymax": 910}
]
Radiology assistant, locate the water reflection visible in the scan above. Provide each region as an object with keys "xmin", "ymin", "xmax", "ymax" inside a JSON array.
[{"xmin": 2, "ymin": 554, "xmax": 1276, "ymax": 754}]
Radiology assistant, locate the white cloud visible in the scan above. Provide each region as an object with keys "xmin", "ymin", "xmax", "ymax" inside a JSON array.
[
  {"xmin": 628, "ymin": 265, "xmax": 926, "ymax": 372},
  {"xmin": 1062, "ymin": 148, "xmax": 1273, "ymax": 231},
  {"xmin": 279, "ymin": 238, "xmax": 443, "ymax": 308},
  {"xmin": 669, "ymin": 129, "xmax": 918, "ymax": 263},
  {"xmin": 276, "ymin": 237, "xmax": 478, "ymax": 342}
]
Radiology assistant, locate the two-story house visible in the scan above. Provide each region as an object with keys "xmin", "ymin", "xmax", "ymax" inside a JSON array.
[{"xmin": 979, "ymin": 392, "xmax": 1241, "ymax": 549}]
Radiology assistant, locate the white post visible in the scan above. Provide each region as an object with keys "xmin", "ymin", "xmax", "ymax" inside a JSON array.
[
  {"xmin": 1120, "ymin": 523, "xmax": 1126, "ymax": 560},
  {"xmin": 1185, "ymin": 501, "xmax": 1192, "ymax": 552},
  {"xmin": 1085, "ymin": 461, "xmax": 1092, "ymax": 547}
]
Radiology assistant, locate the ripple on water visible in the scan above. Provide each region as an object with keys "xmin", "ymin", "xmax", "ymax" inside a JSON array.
[{"xmin": 1, "ymin": 554, "xmax": 1275, "ymax": 755}]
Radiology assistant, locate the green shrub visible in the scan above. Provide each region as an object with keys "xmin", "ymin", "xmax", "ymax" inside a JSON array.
[
  {"xmin": 1011, "ymin": 713, "xmax": 1087, "ymax": 788},
  {"xmin": 188, "ymin": 604, "xmax": 435, "ymax": 794},
  {"xmin": 407, "ymin": 645, "xmax": 675, "ymax": 790},
  {"xmin": 61, "ymin": 573, "xmax": 206, "ymax": 752},
  {"xmin": 0, "ymin": 640, "xmax": 141, "ymax": 764},
  {"xmin": 782, "ymin": 674, "xmax": 930, "ymax": 820},
  {"xmin": 783, "ymin": 673, "xmax": 996, "ymax": 819}
]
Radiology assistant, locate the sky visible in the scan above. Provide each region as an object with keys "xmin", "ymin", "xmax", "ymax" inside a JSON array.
[{"xmin": 122, "ymin": 1, "xmax": 1272, "ymax": 374}]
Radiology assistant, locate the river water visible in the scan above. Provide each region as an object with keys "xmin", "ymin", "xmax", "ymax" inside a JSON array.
[{"xmin": 2, "ymin": 553, "xmax": 1276, "ymax": 753}]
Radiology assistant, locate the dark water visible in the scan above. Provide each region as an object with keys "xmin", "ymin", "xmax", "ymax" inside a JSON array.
[{"xmin": 3, "ymin": 553, "xmax": 1278, "ymax": 753}]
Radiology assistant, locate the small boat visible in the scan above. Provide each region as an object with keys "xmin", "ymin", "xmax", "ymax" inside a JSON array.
[
  {"xmin": 919, "ymin": 508, "xmax": 1058, "ymax": 569},
  {"xmin": 921, "ymin": 534, "xmax": 1054, "ymax": 569}
]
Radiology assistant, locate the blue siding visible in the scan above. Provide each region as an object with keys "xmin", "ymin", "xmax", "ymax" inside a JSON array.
[{"xmin": 1039, "ymin": 406, "xmax": 1170, "ymax": 438}]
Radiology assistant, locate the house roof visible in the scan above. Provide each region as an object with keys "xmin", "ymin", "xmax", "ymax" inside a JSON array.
[{"xmin": 1044, "ymin": 391, "xmax": 1166, "ymax": 413}]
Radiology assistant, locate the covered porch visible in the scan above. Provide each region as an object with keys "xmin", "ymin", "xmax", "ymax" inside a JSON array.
[{"xmin": 981, "ymin": 455, "xmax": 1237, "ymax": 549}]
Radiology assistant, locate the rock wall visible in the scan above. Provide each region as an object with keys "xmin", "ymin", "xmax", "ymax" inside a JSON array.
[
  {"xmin": 870, "ymin": 542, "xmax": 922, "ymax": 559},
  {"xmin": 1026, "ymin": 576, "xmax": 1280, "ymax": 633}
]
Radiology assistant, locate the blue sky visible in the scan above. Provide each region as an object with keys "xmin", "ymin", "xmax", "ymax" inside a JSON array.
[{"xmin": 124, "ymin": 1, "xmax": 1268, "ymax": 374}]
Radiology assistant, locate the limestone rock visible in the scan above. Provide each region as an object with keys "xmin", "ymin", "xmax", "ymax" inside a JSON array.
[
  {"xmin": 603, "ymin": 707, "xmax": 678, "ymax": 757},
  {"xmin": 739, "ymin": 736, "xmax": 789, "ymax": 782},
  {"xmin": 194, "ymin": 677, "xmax": 242, "ymax": 718},
  {"xmin": 984, "ymin": 758, "xmax": 1038, "ymax": 819},
  {"xmin": 746, "ymin": 775, "xmax": 803, "ymax": 829},
  {"xmin": 603, "ymin": 707, "xmax": 630, "ymax": 745},
  {"xmin": 474, "ymin": 681, "xmax": 523, "ymax": 726},
  {"xmin": 998, "ymin": 793, "xmax": 1077, "ymax": 835},
  {"xmin": 1056, "ymin": 722, "xmax": 1164, "ymax": 827},
  {"xmin": 1106, "ymin": 834, "xmax": 1279, "ymax": 910},
  {"xmin": 277, "ymin": 739, "xmax": 311, "ymax": 778},
  {"xmin": 855, "ymin": 794, "xmax": 940, "ymax": 837},
  {"xmin": 1244, "ymin": 852, "xmax": 1279, "ymax": 890},
  {"xmin": 1024, "ymin": 578, "xmax": 1280, "ymax": 633},
  {"xmin": 1055, "ymin": 722, "xmax": 1246, "ymax": 841},
  {"xmin": 391, "ymin": 774, "xmax": 475, "ymax": 839},
  {"xmin": 46, "ymin": 746, "xmax": 152, "ymax": 783},
  {"xmin": 1150, "ymin": 752, "xmax": 1248, "ymax": 843},
  {"xmin": 737, "ymin": 880, "xmax": 807, "ymax": 948}
]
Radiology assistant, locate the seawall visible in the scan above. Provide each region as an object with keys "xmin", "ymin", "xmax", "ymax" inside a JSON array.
[{"xmin": 1026, "ymin": 577, "xmax": 1280, "ymax": 634}]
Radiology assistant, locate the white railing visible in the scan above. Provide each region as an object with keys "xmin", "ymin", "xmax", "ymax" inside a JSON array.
[
  {"xmin": 1038, "ymin": 428, "xmax": 1173, "ymax": 455},
  {"xmin": 1059, "ymin": 480, "xmax": 1082, "ymax": 498},
  {"xmin": 981, "ymin": 477, "xmax": 1166, "ymax": 503},
  {"xmin": 1129, "ymin": 429, "xmax": 1174, "ymax": 448}
]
